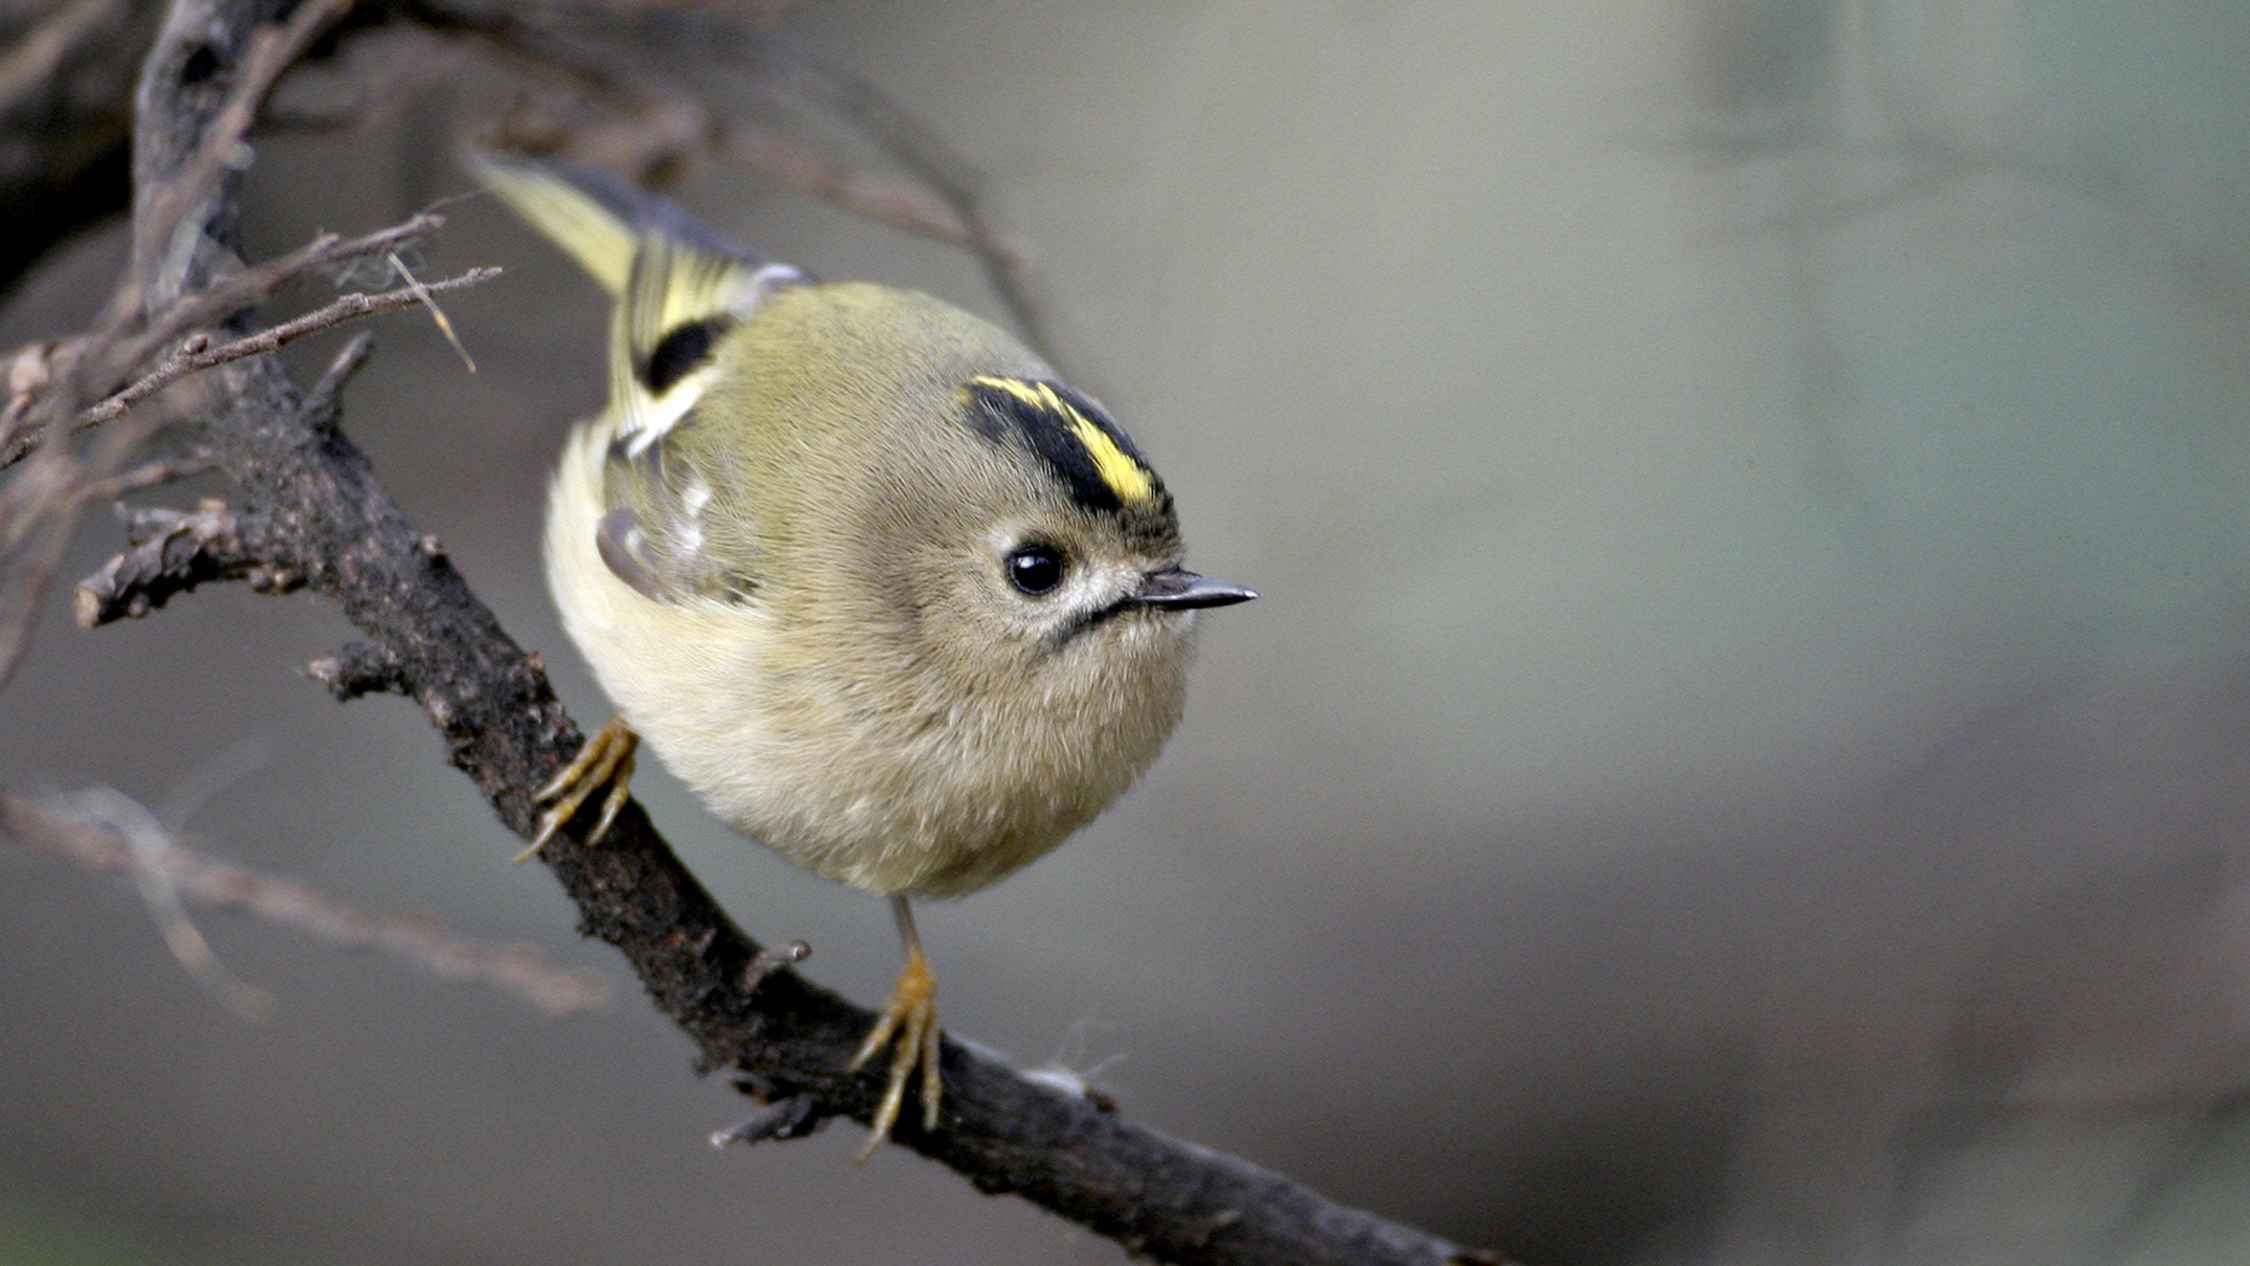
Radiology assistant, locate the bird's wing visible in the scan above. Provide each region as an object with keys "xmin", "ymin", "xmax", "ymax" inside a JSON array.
[{"xmin": 476, "ymin": 152, "xmax": 802, "ymax": 604}]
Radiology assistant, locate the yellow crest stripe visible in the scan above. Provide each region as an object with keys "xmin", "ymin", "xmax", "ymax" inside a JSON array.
[
  {"xmin": 971, "ymin": 374, "xmax": 1048, "ymax": 412},
  {"xmin": 1041, "ymin": 383, "xmax": 1156, "ymax": 507},
  {"xmin": 968, "ymin": 376, "xmax": 1157, "ymax": 507}
]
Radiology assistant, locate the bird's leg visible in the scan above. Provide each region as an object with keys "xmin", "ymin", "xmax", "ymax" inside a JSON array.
[
  {"xmin": 848, "ymin": 896, "xmax": 943, "ymax": 1159},
  {"xmin": 517, "ymin": 715, "xmax": 640, "ymax": 861}
]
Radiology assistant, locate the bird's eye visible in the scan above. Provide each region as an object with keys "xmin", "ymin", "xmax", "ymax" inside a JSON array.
[{"xmin": 1006, "ymin": 545, "xmax": 1066, "ymax": 596}]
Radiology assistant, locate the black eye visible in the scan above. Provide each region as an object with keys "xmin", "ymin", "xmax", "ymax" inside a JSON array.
[{"xmin": 1006, "ymin": 545, "xmax": 1066, "ymax": 596}]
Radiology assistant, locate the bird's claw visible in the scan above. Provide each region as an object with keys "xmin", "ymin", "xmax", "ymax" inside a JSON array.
[
  {"xmin": 848, "ymin": 946, "xmax": 942, "ymax": 1159},
  {"xmin": 518, "ymin": 715, "xmax": 639, "ymax": 861}
]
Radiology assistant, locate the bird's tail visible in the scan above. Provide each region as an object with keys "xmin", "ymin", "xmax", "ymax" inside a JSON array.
[{"xmin": 468, "ymin": 151, "xmax": 806, "ymax": 452}]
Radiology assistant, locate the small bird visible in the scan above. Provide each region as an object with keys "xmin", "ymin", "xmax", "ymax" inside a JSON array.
[{"xmin": 477, "ymin": 155, "xmax": 1256, "ymax": 1154}]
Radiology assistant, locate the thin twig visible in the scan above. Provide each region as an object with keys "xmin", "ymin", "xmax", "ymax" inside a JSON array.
[
  {"xmin": 72, "ymin": 451, "xmax": 216, "ymax": 504},
  {"xmin": 720, "ymin": 119, "xmax": 1030, "ymax": 262},
  {"xmin": 51, "ymin": 784, "xmax": 278, "ymax": 1019},
  {"xmin": 0, "ymin": 0, "xmax": 128, "ymax": 115},
  {"xmin": 745, "ymin": 44, "xmax": 1069, "ymax": 374},
  {"xmin": 385, "ymin": 250, "xmax": 477, "ymax": 372},
  {"xmin": 0, "ymin": 387, "xmax": 176, "ymax": 691},
  {"xmin": 296, "ymin": 331, "xmax": 375, "ymax": 440},
  {"xmin": 123, "ymin": 211, "xmax": 449, "ymax": 397},
  {"xmin": 0, "ymin": 791, "xmax": 612, "ymax": 1017},
  {"xmin": 0, "ymin": 211, "xmax": 450, "ymax": 471},
  {"xmin": 0, "ymin": 0, "xmax": 151, "ymax": 293},
  {"xmin": 3, "ymin": 262, "xmax": 495, "ymax": 473},
  {"xmin": 83, "ymin": 265, "xmax": 501, "ymax": 434},
  {"xmin": 203, "ymin": 264, "xmax": 498, "ymax": 366},
  {"xmin": 70, "ymin": 497, "xmax": 278, "ymax": 627}
]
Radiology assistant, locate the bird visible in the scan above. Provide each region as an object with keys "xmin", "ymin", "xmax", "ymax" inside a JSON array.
[{"xmin": 475, "ymin": 153, "xmax": 1257, "ymax": 1155}]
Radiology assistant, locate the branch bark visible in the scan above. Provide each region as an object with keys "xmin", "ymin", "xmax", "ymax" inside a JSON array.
[
  {"xmin": 70, "ymin": 497, "xmax": 289, "ymax": 625},
  {"xmin": 52, "ymin": 3, "xmax": 1509, "ymax": 1263}
]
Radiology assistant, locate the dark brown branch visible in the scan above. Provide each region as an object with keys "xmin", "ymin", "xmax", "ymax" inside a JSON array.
[
  {"xmin": 305, "ymin": 637, "xmax": 409, "ymax": 700},
  {"xmin": 57, "ymin": 3, "xmax": 1508, "ymax": 1264},
  {"xmin": 70, "ymin": 497, "xmax": 289, "ymax": 626},
  {"xmin": 0, "ymin": 790, "xmax": 611, "ymax": 1016}
]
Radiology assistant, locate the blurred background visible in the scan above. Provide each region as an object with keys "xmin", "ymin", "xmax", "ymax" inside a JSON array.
[{"xmin": 7, "ymin": 2, "xmax": 2250, "ymax": 1263}]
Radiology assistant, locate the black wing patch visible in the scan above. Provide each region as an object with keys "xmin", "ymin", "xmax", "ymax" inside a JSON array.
[{"xmin": 642, "ymin": 317, "xmax": 733, "ymax": 396}]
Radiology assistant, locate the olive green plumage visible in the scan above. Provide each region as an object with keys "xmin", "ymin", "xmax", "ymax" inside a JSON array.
[{"xmin": 477, "ymin": 154, "xmax": 1252, "ymax": 899}]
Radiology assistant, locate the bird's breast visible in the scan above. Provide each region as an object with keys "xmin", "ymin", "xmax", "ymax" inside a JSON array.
[{"xmin": 664, "ymin": 639, "xmax": 1188, "ymax": 900}]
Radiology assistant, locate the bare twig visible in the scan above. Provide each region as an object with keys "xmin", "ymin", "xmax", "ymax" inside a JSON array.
[
  {"xmin": 744, "ymin": 44, "xmax": 1069, "ymax": 374},
  {"xmin": 720, "ymin": 119, "xmax": 1031, "ymax": 262},
  {"xmin": 0, "ymin": 0, "xmax": 126, "ymax": 112},
  {"xmin": 69, "ymin": 497, "xmax": 284, "ymax": 626},
  {"xmin": 0, "ymin": 387, "xmax": 175, "ymax": 690},
  {"xmin": 0, "ymin": 790, "xmax": 611, "ymax": 1017},
  {"xmin": 0, "ymin": 211, "xmax": 453, "ymax": 471},
  {"xmin": 48, "ymin": 783, "xmax": 276, "ymax": 1018},
  {"xmin": 302, "ymin": 330, "xmax": 376, "ymax": 425},
  {"xmin": 96, "ymin": 264, "xmax": 500, "ymax": 424},
  {"xmin": 708, "ymin": 1092, "xmax": 824, "ymax": 1148},
  {"xmin": 384, "ymin": 250, "xmax": 478, "ymax": 372},
  {"xmin": 71, "ymin": 450, "xmax": 216, "ymax": 504},
  {"xmin": 741, "ymin": 937, "xmax": 812, "ymax": 992},
  {"xmin": 1, "ymin": 242, "xmax": 486, "ymax": 472},
  {"xmin": 117, "ymin": 210, "xmax": 449, "ymax": 402}
]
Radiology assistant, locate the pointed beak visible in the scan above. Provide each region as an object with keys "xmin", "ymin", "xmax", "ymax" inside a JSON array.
[{"xmin": 1133, "ymin": 567, "xmax": 1259, "ymax": 611}]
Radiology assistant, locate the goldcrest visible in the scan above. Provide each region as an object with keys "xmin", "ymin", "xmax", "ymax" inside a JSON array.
[{"xmin": 476, "ymin": 155, "xmax": 1255, "ymax": 1154}]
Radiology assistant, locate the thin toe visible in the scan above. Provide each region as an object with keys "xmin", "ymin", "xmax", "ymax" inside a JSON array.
[{"xmin": 519, "ymin": 717, "xmax": 639, "ymax": 859}]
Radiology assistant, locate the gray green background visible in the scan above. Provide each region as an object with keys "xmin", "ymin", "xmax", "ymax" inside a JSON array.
[{"xmin": 7, "ymin": 3, "xmax": 2250, "ymax": 1263}]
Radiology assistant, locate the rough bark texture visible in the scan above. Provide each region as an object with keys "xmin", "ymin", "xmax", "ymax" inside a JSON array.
[{"xmin": 81, "ymin": 3, "xmax": 1507, "ymax": 1264}]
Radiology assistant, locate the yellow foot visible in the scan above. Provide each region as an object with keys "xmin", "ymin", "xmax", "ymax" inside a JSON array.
[
  {"xmin": 516, "ymin": 715, "xmax": 639, "ymax": 862},
  {"xmin": 848, "ymin": 945, "xmax": 942, "ymax": 1159}
]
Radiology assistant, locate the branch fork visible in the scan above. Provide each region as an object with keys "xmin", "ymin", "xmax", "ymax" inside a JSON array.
[{"xmin": 71, "ymin": 496, "xmax": 287, "ymax": 626}]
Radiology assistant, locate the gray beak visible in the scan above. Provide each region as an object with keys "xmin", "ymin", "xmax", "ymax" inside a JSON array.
[{"xmin": 1134, "ymin": 567, "xmax": 1259, "ymax": 611}]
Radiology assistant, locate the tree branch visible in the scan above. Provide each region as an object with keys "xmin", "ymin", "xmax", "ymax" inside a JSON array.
[
  {"xmin": 40, "ymin": 3, "xmax": 1508, "ymax": 1263},
  {"xmin": 0, "ymin": 790, "xmax": 612, "ymax": 1017},
  {"xmin": 71, "ymin": 498, "xmax": 270, "ymax": 624}
]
